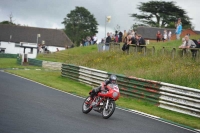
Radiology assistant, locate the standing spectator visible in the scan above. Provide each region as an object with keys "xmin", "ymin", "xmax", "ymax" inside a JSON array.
[
  {"xmin": 118, "ymin": 31, "xmax": 123, "ymax": 42},
  {"xmin": 156, "ymin": 31, "xmax": 162, "ymax": 42},
  {"xmin": 162, "ymin": 30, "xmax": 168, "ymax": 42},
  {"xmin": 168, "ymin": 30, "xmax": 172, "ymax": 41},
  {"xmin": 175, "ymin": 18, "xmax": 182, "ymax": 40},
  {"xmin": 56, "ymin": 48, "xmax": 59, "ymax": 52},
  {"xmin": 86, "ymin": 36, "xmax": 91, "ymax": 46},
  {"xmin": 90, "ymin": 36, "xmax": 94, "ymax": 45},
  {"xmin": 93, "ymin": 34, "xmax": 97, "ymax": 44},
  {"xmin": 122, "ymin": 30, "xmax": 127, "ymax": 43},
  {"xmin": 105, "ymin": 32, "xmax": 111, "ymax": 51},
  {"xmin": 115, "ymin": 34, "xmax": 119, "ymax": 42}
]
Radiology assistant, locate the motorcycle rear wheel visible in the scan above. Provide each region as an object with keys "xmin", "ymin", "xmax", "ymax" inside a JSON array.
[
  {"xmin": 102, "ymin": 100, "xmax": 116, "ymax": 119},
  {"xmin": 82, "ymin": 96, "xmax": 92, "ymax": 114}
]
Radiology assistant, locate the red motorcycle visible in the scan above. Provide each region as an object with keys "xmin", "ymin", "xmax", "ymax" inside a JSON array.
[{"xmin": 82, "ymin": 82, "xmax": 120, "ymax": 119}]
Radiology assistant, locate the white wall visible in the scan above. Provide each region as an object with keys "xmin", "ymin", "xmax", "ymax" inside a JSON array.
[
  {"xmin": 0, "ymin": 41, "xmax": 66, "ymax": 58},
  {"xmin": 46, "ymin": 46, "xmax": 66, "ymax": 52},
  {"xmin": 0, "ymin": 41, "xmax": 37, "ymax": 58}
]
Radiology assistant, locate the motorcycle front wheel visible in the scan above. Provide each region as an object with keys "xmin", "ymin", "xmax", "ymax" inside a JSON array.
[
  {"xmin": 82, "ymin": 96, "xmax": 92, "ymax": 114},
  {"xmin": 102, "ymin": 100, "xmax": 116, "ymax": 119}
]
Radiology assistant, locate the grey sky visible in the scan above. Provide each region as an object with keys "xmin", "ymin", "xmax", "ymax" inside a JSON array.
[{"xmin": 0, "ymin": 0, "xmax": 199, "ymax": 41}]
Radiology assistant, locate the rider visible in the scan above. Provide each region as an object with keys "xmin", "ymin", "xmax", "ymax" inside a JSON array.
[{"xmin": 90, "ymin": 74, "xmax": 117, "ymax": 99}]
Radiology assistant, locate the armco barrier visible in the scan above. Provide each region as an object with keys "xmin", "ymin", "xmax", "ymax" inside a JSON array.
[
  {"xmin": 158, "ymin": 82, "xmax": 200, "ymax": 118},
  {"xmin": 112, "ymin": 74, "xmax": 161, "ymax": 105},
  {"xmin": 61, "ymin": 64, "xmax": 108, "ymax": 87},
  {"xmin": 0, "ymin": 53, "xmax": 17, "ymax": 58},
  {"xmin": 61, "ymin": 64, "xmax": 200, "ymax": 118},
  {"xmin": 28, "ymin": 58, "xmax": 43, "ymax": 67}
]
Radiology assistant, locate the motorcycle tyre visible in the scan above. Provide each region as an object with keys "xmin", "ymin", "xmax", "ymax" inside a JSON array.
[
  {"xmin": 82, "ymin": 96, "xmax": 92, "ymax": 114},
  {"xmin": 102, "ymin": 100, "xmax": 116, "ymax": 119}
]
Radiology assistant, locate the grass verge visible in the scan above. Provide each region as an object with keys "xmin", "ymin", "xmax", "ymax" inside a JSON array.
[{"xmin": 37, "ymin": 36, "xmax": 200, "ymax": 89}]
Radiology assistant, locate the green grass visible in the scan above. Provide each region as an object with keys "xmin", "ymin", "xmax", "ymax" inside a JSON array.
[
  {"xmin": 37, "ymin": 35, "xmax": 200, "ymax": 89},
  {"xmin": 0, "ymin": 58, "xmax": 41, "ymax": 69},
  {"xmin": 6, "ymin": 69, "xmax": 200, "ymax": 129}
]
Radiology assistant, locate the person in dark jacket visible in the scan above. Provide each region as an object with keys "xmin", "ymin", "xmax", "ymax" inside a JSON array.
[
  {"xmin": 105, "ymin": 32, "xmax": 111, "ymax": 51},
  {"xmin": 136, "ymin": 34, "xmax": 146, "ymax": 46}
]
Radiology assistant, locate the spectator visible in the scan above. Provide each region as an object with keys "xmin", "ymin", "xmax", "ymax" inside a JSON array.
[
  {"xmin": 93, "ymin": 34, "xmax": 97, "ymax": 44},
  {"xmin": 168, "ymin": 30, "xmax": 172, "ymax": 41},
  {"xmin": 118, "ymin": 31, "xmax": 123, "ymax": 42},
  {"xmin": 56, "ymin": 48, "xmax": 59, "ymax": 52},
  {"xmin": 101, "ymin": 38, "xmax": 105, "ymax": 43},
  {"xmin": 136, "ymin": 34, "xmax": 146, "ymax": 46},
  {"xmin": 175, "ymin": 18, "xmax": 182, "ymax": 40},
  {"xmin": 122, "ymin": 33, "xmax": 132, "ymax": 51},
  {"xmin": 162, "ymin": 30, "xmax": 168, "ymax": 42},
  {"xmin": 90, "ymin": 36, "xmax": 94, "ymax": 45},
  {"xmin": 115, "ymin": 34, "xmax": 119, "ymax": 42},
  {"xmin": 179, "ymin": 35, "xmax": 196, "ymax": 49},
  {"xmin": 105, "ymin": 32, "xmax": 111, "ymax": 51},
  {"xmin": 178, "ymin": 38, "xmax": 186, "ymax": 48},
  {"xmin": 156, "ymin": 31, "xmax": 162, "ymax": 42},
  {"xmin": 87, "ymin": 36, "xmax": 91, "ymax": 45}
]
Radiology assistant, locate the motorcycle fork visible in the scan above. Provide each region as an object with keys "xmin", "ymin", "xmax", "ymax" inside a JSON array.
[{"xmin": 105, "ymin": 98, "xmax": 110, "ymax": 110}]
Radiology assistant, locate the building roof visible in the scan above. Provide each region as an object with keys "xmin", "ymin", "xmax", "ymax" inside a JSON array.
[
  {"xmin": 194, "ymin": 30, "xmax": 200, "ymax": 34},
  {"xmin": 136, "ymin": 26, "xmax": 176, "ymax": 40},
  {"xmin": 0, "ymin": 24, "xmax": 73, "ymax": 47}
]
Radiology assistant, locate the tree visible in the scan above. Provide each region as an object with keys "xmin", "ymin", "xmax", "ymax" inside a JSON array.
[
  {"xmin": 0, "ymin": 13, "xmax": 16, "ymax": 25},
  {"xmin": 62, "ymin": 7, "xmax": 98, "ymax": 46},
  {"xmin": 130, "ymin": 1, "xmax": 193, "ymax": 29},
  {"xmin": 0, "ymin": 21, "xmax": 15, "ymax": 25}
]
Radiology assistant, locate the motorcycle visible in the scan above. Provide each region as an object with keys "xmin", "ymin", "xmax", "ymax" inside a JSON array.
[{"xmin": 82, "ymin": 82, "xmax": 120, "ymax": 119}]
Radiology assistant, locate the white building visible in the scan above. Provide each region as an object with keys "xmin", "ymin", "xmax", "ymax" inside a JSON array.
[{"xmin": 0, "ymin": 24, "xmax": 73, "ymax": 59}]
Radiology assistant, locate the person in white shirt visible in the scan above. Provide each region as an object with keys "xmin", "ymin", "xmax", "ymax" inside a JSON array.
[
  {"xmin": 168, "ymin": 30, "xmax": 172, "ymax": 41},
  {"xmin": 93, "ymin": 34, "xmax": 97, "ymax": 44},
  {"xmin": 162, "ymin": 30, "xmax": 167, "ymax": 42}
]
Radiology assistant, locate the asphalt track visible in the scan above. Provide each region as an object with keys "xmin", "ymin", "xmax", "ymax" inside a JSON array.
[{"xmin": 0, "ymin": 71, "xmax": 198, "ymax": 133}]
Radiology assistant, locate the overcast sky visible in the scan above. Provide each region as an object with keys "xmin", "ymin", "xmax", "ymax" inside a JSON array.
[{"xmin": 1, "ymin": 0, "xmax": 200, "ymax": 41}]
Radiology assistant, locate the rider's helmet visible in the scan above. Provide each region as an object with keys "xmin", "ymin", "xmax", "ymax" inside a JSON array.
[{"xmin": 109, "ymin": 74, "xmax": 117, "ymax": 84}]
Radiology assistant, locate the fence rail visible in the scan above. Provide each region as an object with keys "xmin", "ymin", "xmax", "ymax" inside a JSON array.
[{"xmin": 61, "ymin": 64, "xmax": 200, "ymax": 118}]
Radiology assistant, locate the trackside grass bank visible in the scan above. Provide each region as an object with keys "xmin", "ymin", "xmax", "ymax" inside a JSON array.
[{"xmin": 37, "ymin": 36, "xmax": 200, "ymax": 90}]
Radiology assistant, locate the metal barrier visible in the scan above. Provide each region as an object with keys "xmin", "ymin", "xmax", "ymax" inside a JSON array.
[
  {"xmin": 108, "ymin": 73, "xmax": 161, "ymax": 105},
  {"xmin": 28, "ymin": 58, "xmax": 43, "ymax": 67},
  {"xmin": 61, "ymin": 64, "xmax": 108, "ymax": 87},
  {"xmin": 0, "ymin": 53, "xmax": 17, "ymax": 58},
  {"xmin": 61, "ymin": 64, "xmax": 200, "ymax": 118},
  {"xmin": 159, "ymin": 82, "xmax": 200, "ymax": 118}
]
